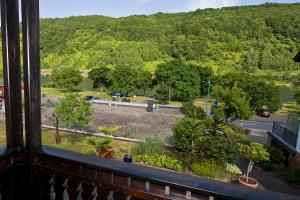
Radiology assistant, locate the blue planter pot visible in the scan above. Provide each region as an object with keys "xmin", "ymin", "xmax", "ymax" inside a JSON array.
[{"xmin": 123, "ymin": 155, "xmax": 133, "ymax": 163}]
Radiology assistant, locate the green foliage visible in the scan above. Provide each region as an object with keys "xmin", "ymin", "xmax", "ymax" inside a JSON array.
[
  {"xmin": 196, "ymin": 132, "xmax": 242, "ymax": 164},
  {"xmin": 154, "ymin": 83, "xmax": 170, "ymax": 104},
  {"xmin": 88, "ymin": 66, "xmax": 112, "ymax": 89},
  {"xmin": 109, "ymin": 65, "xmax": 139, "ymax": 95},
  {"xmin": 238, "ymin": 142, "xmax": 270, "ymax": 163},
  {"xmin": 81, "ymin": 145, "xmax": 97, "ymax": 155},
  {"xmin": 191, "ymin": 161, "xmax": 226, "ymax": 178},
  {"xmin": 172, "ymin": 117, "xmax": 205, "ymax": 156},
  {"xmin": 39, "ymin": 4, "xmax": 300, "ymax": 72},
  {"xmin": 135, "ymin": 137, "xmax": 165, "ymax": 156},
  {"xmin": 54, "ymin": 94, "xmax": 93, "ymax": 127},
  {"xmin": 85, "ymin": 137, "xmax": 113, "ymax": 151},
  {"xmin": 226, "ymin": 163, "xmax": 242, "ymax": 175},
  {"xmin": 136, "ymin": 70, "xmax": 153, "ymax": 95},
  {"xmin": 136, "ymin": 154, "xmax": 183, "ymax": 171},
  {"xmin": 182, "ymin": 101, "xmax": 206, "ymax": 120},
  {"xmin": 98, "ymin": 126, "xmax": 121, "ymax": 135},
  {"xmin": 155, "ymin": 59, "xmax": 200, "ymax": 101},
  {"xmin": 215, "ymin": 72, "xmax": 282, "ymax": 112},
  {"xmin": 212, "ymin": 85, "xmax": 253, "ymax": 122},
  {"xmin": 51, "ymin": 67, "xmax": 82, "ymax": 91}
]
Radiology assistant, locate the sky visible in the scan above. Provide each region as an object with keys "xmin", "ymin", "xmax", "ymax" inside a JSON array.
[{"xmin": 40, "ymin": 0, "xmax": 300, "ymax": 18}]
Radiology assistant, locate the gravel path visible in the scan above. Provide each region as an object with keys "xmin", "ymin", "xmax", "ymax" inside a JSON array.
[{"xmin": 90, "ymin": 104, "xmax": 183, "ymax": 140}]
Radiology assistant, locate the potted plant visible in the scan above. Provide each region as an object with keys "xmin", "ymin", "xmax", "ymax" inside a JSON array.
[
  {"xmin": 226, "ymin": 163, "xmax": 242, "ymax": 183},
  {"xmin": 123, "ymin": 140, "xmax": 133, "ymax": 163},
  {"xmin": 86, "ymin": 137, "xmax": 114, "ymax": 158},
  {"xmin": 237, "ymin": 142, "xmax": 270, "ymax": 188}
]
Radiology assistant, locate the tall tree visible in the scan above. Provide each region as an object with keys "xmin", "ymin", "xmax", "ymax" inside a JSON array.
[
  {"xmin": 88, "ymin": 66, "xmax": 112, "ymax": 92},
  {"xmin": 155, "ymin": 59, "xmax": 200, "ymax": 101},
  {"xmin": 109, "ymin": 65, "xmax": 139, "ymax": 95},
  {"xmin": 212, "ymin": 86, "xmax": 253, "ymax": 123},
  {"xmin": 47, "ymin": 94, "xmax": 93, "ymax": 144},
  {"xmin": 136, "ymin": 70, "xmax": 153, "ymax": 96},
  {"xmin": 51, "ymin": 66, "xmax": 82, "ymax": 91}
]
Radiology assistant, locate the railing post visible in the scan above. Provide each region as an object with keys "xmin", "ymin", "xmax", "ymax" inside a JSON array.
[
  {"xmin": 1, "ymin": 0, "xmax": 24, "ymax": 152},
  {"xmin": 21, "ymin": 0, "xmax": 42, "ymax": 152}
]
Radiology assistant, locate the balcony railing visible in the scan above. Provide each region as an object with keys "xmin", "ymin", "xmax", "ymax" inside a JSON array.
[
  {"xmin": 272, "ymin": 122, "xmax": 298, "ymax": 148},
  {"xmin": 0, "ymin": 146, "xmax": 284, "ymax": 200}
]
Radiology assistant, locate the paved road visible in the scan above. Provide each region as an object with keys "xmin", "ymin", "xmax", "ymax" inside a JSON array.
[{"xmin": 233, "ymin": 120, "xmax": 274, "ymax": 144}]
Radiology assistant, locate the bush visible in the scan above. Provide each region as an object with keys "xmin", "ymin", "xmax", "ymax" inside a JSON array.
[
  {"xmin": 182, "ymin": 101, "xmax": 206, "ymax": 120},
  {"xmin": 197, "ymin": 134, "xmax": 240, "ymax": 164},
  {"xmin": 228, "ymin": 125, "xmax": 251, "ymax": 135},
  {"xmin": 81, "ymin": 145, "xmax": 96, "ymax": 155},
  {"xmin": 42, "ymin": 82, "xmax": 56, "ymax": 88},
  {"xmin": 225, "ymin": 163, "xmax": 242, "ymax": 175},
  {"xmin": 135, "ymin": 137, "xmax": 165, "ymax": 156},
  {"xmin": 172, "ymin": 117, "xmax": 205, "ymax": 155},
  {"xmin": 191, "ymin": 161, "xmax": 225, "ymax": 178},
  {"xmin": 238, "ymin": 142, "xmax": 270, "ymax": 163},
  {"xmin": 99, "ymin": 126, "xmax": 121, "ymax": 135},
  {"xmin": 85, "ymin": 137, "xmax": 113, "ymax": 151},
  {"xmin": 136, "ymin": 154, "xmax": 183, "ymax": 171}
]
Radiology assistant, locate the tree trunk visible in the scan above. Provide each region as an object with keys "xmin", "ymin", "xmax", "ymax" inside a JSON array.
[
  {"xmin": 100, "ymin": 86, "xmax": 103, "ymax": 93},
  {"xmin": 55, "ymin": 117, "xmax": 61, "ymax": 144},
  {"xmin": 168, "ymin": 88, "xmax": 171, "ymax": 102}
]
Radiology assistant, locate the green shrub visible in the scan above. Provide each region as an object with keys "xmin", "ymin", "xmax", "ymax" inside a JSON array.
[
  {"xmin": 197, "ymin": 135, "xmax": 240, "ymax": 164},
  {"xmin": 238, "ymin": 142, "xmax": 270, "ymax": 163},
  {"xmin": 191, "ymin": 161, "xmax": 226, "ymax": 178},
  {"xmin": 172, "ymin": 117, "xmax": 205, "ymax": 154},
  {"xmin": 182, "ymin": 101, "xmax": 206, "ymax": 120},
  {"xmin": 81, "ymin": 145, "xmax": 96, "ymax": 155},
  {"xmin": 136, "ymin": 154, "xmax": 183, "ymax": 171},
  {"xmin": 99, "ymin": 126, "xmax": 121, "ymax": 135},
  {"xmin": 42, "ymin": 82, "xmax": 56, "ymax": 88},
  {"xmin": 135, "ymin": 137, "xmax": 165, "ymax": 156},
  {"xmin": 85, "ymin": 137, "xmax": 113, "ymax": 151},
  {"xmin": 227, "ymin": 124, "xmax": 251, "ymax": 135}
]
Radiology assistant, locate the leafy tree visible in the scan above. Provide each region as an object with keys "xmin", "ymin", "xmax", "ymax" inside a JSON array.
[
  {"xmin": 212, "ymin": 85, "xmax": 253, "ymax": 122},
  {"xmin": 216, "ymin": 72, "xmax": 281, "ymax": 112},
  {"xmin": 51, "ymin": 67, "xmax": 82, "ymax": 91},
  {"xmin": 154, "ymin": 83, "xmax": 170, "ymax": 104},
  {"xmin": 155, "ymin": 59, "xmax": 200, "ymax": 101},
  {"xmin": 47, "ymin": 94, "xmax": 93, "ymax": 144},
  {"xmin": 136, "ymin": 70, "xmax": 153, "ymax": 95},
  {"xmin": 109, "ymin": 65, "xmax": 139, "ymax": 95},
  {"xmin": 173, "ymin": 117, "xmax": 206, "ymax": 158},
  {"xmin": 88, "ymin": 66, "xmax": 112, "ymax": 92}
]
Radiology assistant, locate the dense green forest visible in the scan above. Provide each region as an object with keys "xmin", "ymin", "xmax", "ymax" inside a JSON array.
[{"xmin": 37, "ymin": 3, "xmax": 300, "ymax": 73}]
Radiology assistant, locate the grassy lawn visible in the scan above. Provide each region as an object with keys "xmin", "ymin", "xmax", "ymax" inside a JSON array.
[
  {"xmin": 276, "ymin": 100, "xmax": 300, "ymax": 115},
  {"xmin": 0, "ymin": 123, "xmax": 135, "ymax": 160},
  {"xmin": 42, "ymin": 129, "xmax": 136, "ymax": 159},
  {"xmin": 42, "ymin": 87, "xmax": 112, "ymax": 100}
]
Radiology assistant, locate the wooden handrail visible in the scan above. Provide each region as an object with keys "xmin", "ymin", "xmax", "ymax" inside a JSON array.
[{"xmin": 29, "ymin": 146, "xmax": 284, "ymax": 200}]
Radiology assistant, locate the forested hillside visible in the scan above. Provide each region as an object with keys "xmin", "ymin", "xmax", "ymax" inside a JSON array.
[{"xmin": 40, "ymin": 3, "xmax": 300, "ymax": 72}]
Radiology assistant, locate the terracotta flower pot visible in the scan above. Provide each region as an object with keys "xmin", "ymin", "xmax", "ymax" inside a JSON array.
[
  {"xmin": 238, "ymin": 175, "xmax": 258, "ymax": 189},
  {"xmin": 98, "ymin": 149, "xmax": 114, "ymax": 159}
]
